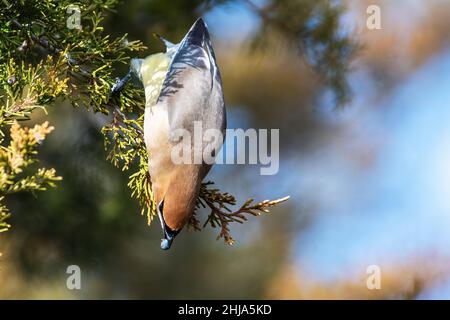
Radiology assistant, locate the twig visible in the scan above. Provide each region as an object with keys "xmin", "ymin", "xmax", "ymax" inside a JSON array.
[{"xmin": 196, "ymin": 181, "xmax": 289, "ymax": 245}]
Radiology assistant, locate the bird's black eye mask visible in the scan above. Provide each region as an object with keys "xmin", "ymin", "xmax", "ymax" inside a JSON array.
[{"xmin": 157, "ymin": 200, "xmax": 179, "ymax": 250}]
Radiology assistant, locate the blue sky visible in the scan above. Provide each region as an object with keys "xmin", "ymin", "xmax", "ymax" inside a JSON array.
[
  {"xmin": 205, "ymin": 1, "xmax": 260, "ymax": 41},
  {"xmin": 293, "ymin": 48, "xmax": 450, "ymax": 294}
]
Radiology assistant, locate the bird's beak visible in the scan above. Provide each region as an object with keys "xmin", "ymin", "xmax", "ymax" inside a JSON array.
[
  {"xmin": 157, "ymin": 200, "xmax": 179, "ymax": 250},
  {"xmin": 160, "ymin": 223, "xmax": 179, "ymax": 250},
  {"xmin": 161, "ymin": 229, "xmax": 174, "ymax": 250}
]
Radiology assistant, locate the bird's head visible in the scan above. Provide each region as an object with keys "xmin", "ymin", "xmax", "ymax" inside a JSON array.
[{"xmin": 156, "ymin": 172, "xmax": 200, "ymax": 250}]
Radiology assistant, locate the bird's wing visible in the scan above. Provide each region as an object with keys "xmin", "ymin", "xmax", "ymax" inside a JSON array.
[{"xmin": 157, "ymin": 18, "xmax": 226, "ymax": 140}]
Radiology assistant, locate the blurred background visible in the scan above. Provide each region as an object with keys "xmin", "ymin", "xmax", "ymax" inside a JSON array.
[{"xmin": 2, "ymin": 0, "xmax": 450, "ymax": 299}]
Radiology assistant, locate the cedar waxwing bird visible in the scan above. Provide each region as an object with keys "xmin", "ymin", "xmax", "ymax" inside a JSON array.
[{"xmin": 125, "ymin": 18, "xmax": 226, "ymax": 250}]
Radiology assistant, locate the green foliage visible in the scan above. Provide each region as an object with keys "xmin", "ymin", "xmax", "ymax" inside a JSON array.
[
  {"xmin": 0, "ymin": 0, "xmax": 288, "ymax": 244},
  {"xmin": 0, "ymin": 31, "xmax": 70, "ymax": 232},
  {"xmin": 0, "ymin": 0, "xmax": 146, "ymax": 233},
  {"xmin": 0, "ymin": 120, "xmax": 61, "ymax": 232},
  {"xmin": 101, "ymin": 110, "xmax": 156, "ymax": 224}
]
